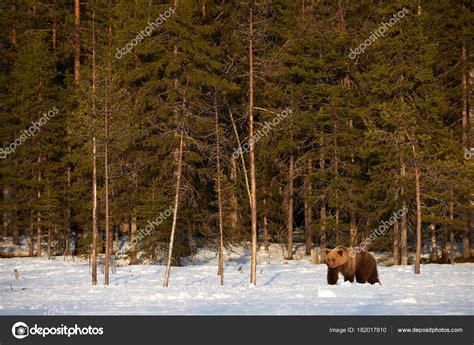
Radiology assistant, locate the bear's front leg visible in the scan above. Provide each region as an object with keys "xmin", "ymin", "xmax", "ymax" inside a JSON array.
[
  {"xmin": 344, "ymin": 273, "xmax": 354, "ymax": 283},
  {"xmin": 327, "ymin": 267, "xmax": 340, "ymax": 285}
]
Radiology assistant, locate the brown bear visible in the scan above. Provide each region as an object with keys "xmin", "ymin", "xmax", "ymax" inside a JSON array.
[{"xmin": 324, "ymin": 246, "xmax": 380, "ymax": 285}]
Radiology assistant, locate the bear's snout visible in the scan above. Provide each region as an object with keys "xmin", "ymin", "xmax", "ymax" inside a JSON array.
[{"xmin": 326, "ymin": 258, "xmax": 337, "ymax": 268}]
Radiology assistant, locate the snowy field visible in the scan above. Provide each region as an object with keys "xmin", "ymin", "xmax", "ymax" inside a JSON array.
[{"xmin": 0, "ymin": 245, "xmax": 473, "ymax": 315}]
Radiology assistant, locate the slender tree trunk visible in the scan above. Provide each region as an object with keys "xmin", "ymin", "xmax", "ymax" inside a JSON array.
[
  {"xmin": 412, "ymin": 144, "xmax": 422, "ymax": 274},
  {"xmin": 215, "ymin": 95, "xmax": 224, "ymax": 286},
  {"xmin": 91, "ymin": 9, "xmax": 98, "ymax": 285},
  {"xmin": 442, "ymin": 228, "xmax": 449, "ymax": 263},
  {"xmin": 47, "ymin": 187, "xmax": 52, "ymax": 259},
  {"xmin": 2, "ymin": 187, "xmax": 9, "ymax": 241},
  {"xmin": 468, "ymin": 66, "xmax": 474, "ymax": 259},
  {"xmin": 104, "ymin": 60, "xmax": 110, "ymax": 286},
  {"xmin": 12, "ymin": 200, "xmax": 19, "ymax": 245},
  {"xmin": 333, "ymin": 122, "xmax": 340, "ymax": 244},
  {"xmin": 74, "ymin": 0, "xmax": 80, "ymax": 82},
  {"xmin": 337, "ymin": 0, "xmax": 346, "ymax": 32},
  {"xmin": 29, "ymin": 211, "xmax": 34, "ymax": 256},
  {"xmin": 263, "ymin": 196, "xmax": 269, "ymax": 252},
  {"xmin": 130, "ymin": 213, "xmax": 137, "ymax": 265},
  {"xmin": 319, "ymin": 136, "xmax": 327, "ymax": 261},
  {"xmin": 229, "ymin": 108, "xmax": 252, "ymax": 206},
  {"xmin": 429, "ymin": 221, "xmax": 437, "ymax": 262},
  {"xmin": 286, "ymin": 156, "xmax": 294, "ymax": 260},
  {"xmin": 400, "ymin": 147, "xmax": 408, "ymax": 265},
  {"xmin": 461, "ymin": 44, "xmax": 472, "ymax": 258},
  {"xmin": 230, "ymin": 157, "xmax": 238, "ymax": 234},
  {"xmin": 320, "ymin": 206, "xmax": 326, "ymax": 261},
  {"xmin": 393, "ymin": 216, "xmax": 401, "ymax": 265},
  {"xmin": 449, "ymin": 201, "xmax": 455, "ymax": 265},
  {"xmin": 349, "ymin": 214, "xmax": 357, "ymax": 247},
  {"xmin": 163, "ymin": 133, "xmax": 184, "ymax": 287},
  {"xmin": 52, "ymin": 0, "xmax": 57, "ymax": 49},
  {"xmin": 47, "ymin": 227, "xmax": 52, "ymax": 259},
  {"xmin": 248, "ymin": 7, "xmax": 257, "ymax": 285},
  {"xmin": 37, "ymin": 157, "xmax": 42, "ymax": 257},
  {"xmin": 304, "ymin": 159, "xmax": 312, "ymax": 255}
]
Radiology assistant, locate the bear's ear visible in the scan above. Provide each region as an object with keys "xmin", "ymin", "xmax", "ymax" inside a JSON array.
[
  {"xmin": 324, "ymin": 248, "xmax": 330, "ymax": 255},
  {"xmin": 337, "ymin": 249, "xmax": 344, "ymax": 256}
]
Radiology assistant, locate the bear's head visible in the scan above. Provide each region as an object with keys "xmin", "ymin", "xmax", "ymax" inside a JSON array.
[{"xmin": 324, "ymin": 247, "xmax": 348, "ymax": 268}]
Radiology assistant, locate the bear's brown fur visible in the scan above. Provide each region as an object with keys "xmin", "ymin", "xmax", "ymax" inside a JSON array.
[{"xmin": 324, "ymin": 246, "xmax": 380, "ymax": 285}]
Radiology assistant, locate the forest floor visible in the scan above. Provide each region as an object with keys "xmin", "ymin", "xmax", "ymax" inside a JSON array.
[{"xmin": 0, "ymin": 244, "xmax": 473, "ymax": 315}]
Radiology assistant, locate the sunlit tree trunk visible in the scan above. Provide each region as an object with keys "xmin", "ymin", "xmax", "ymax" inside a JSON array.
[
  {"xmin": 91, "ymin": 8, "xmax": 98, "ymax": 285},
  {"xmin": 461, "ymin": 43, "xmax": 471, "ymax": 259},
  {"xmin": 163, "ymin": 133, "xmax": 184, "ymax": 287},
  {"xmin": 74, "ymin": 0, "xmax": 80, "ymax": 82},
  {"xmin": 248, "ymin": 7, "xmax": 257, "ymax": 285},
  {"xmin": 449, "ymin": 200, "xmax": 455, "ymax": 265},
  {"xmin": 400, "ymin": 146, "xmax": 408, "ymax": 265},
  {"xmin": 429, "ymin": 220, "xmax": 437, "ymax": 262},
  {"xmin": 37, "ymin": 157, "xmax": 42, "ymax": 257},
  {"xmin": 215, "ymin": 95, "xmax": 224, "ymax": 286},
  {"xmin": 304, "ymin": 159, "xmax": 312, "ymax": 255},
  {"xmin": 412, "ymin": 144, "xmax": 421, "ymax": 274},
  {"xmin": 286, "ymin": 156, "xmax": 294, "ymax": 260},
  {"xmin": 263, "ymin": 196, "xmax": 269, "ymax": 252}
]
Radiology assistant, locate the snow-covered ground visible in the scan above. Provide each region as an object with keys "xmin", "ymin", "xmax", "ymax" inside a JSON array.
[{"xmin": 0, "ymin": 245, "xmax": 473, "ymax": 315}]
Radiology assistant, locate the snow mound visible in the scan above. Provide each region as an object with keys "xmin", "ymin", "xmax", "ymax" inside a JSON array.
[
  {"xmin": 317, "ymin": 288, "xmax": 337, "ymax": 298},
  {"xmin": 392, "ymin": 297, "xmax": 417, "ymax": 305}
]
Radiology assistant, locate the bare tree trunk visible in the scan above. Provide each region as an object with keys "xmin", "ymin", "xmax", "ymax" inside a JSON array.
[
  {"xmin": 29, "ymin": 211, "xmax": 34, "ymax": 256},
  {"xmin": 349, "ymin": 214, "xmax": 357, "ymax": 247},
  {"xmin": 449, "ymin": 201, "xmax": 455, "ymax": 265},
  {"xmin": 248, "ymin": 7, "xmax": 257, "ymax": 285},
  {"xmin": 462, "ymin": 44, "xmax": 472, "ymax": 259},
  {"xmin": 263, "ymin": 196, "xmax": 269, "ymax": 252},
  {"xmin": 104, "ymin": 56, "xmax": 110, "ymax": 286},
  {"xmin": 47, "ymin": 186, "xmax": 52, "ymax": 259},
  {"xmin": 130, "ymin": 213, "xmax": 137, "ymax": 264},
  {"xmin": 229, "ymin": 108, "xmax": 252, "ymax": 206},
  {"xmin": 441, "ymin": 228, "xmax": 449, "ymax": 263},
  {"xmin": 91, "ymin": 9, "xmax": 98, "ymax": 285},
  {"xmin": 74, "ymin": 0, "xmax": 80, "ymax": 82},
  {"xmin": 12, "ymin": 200, "xmax": 19, "ymax": 245},
  {"xmin": 230, "ymin": 157, "xmax": 238, "ymax": 234},
  {"xmin": 400, "ymin": 148, "xmax": 408, "ymax": 265},
  {"xmin": 37, "ymin": 157, "xmax": 42, "ymax": 257},
  {"xmin": 319, "ymin": 137, "xmax": 327, "ymax": 262},
  {"xmin": 393, "ymin": 216, "xmax": 401, "ymax": 265},
  {"xmin": 10, "ymin": 2, "xmax": 16, "ymax": 45},
  {"xmin": 429, "ymin": 221, "xmax": 437, "ymax": 262},
  {"xmin": 47, "ymin": 227, "xmax": 52, "ymax": 259},
  {"xmin": 215, "ymin": 94, "xmax": 224, "ymax": 286},
  {"xmin": 320, "ymin": 206, "xmax": 326, "ymax": 262},
  {"xmin": 2, "ymin": 187, "xmax": 9, "ymax": 241},
  {"xmin": 286, "ymin": 156, "xmax": 294, "ymax": 260},
  {"xmin": 334, "ymin": 122, "xmax": 340, "ymax": 244},
  {"xmin": 412, "ymin": 144, "xmax": 421, "ymax": 274},
  {"xmin": 51, "ymin": 0, "xmax": 57, "ymax": 49},
  {"xmin": 163, "ymin": 133, "xmax": 184, "ymax": 287},
  {"xmin": 304, "ymin": 159, "xmax": 312, "ymax": 255},
  {"xmin": 337, "ymin": 0, "xmax": 346, "ymax": 32}
]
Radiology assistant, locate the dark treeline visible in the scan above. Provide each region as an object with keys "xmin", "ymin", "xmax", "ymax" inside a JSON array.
[{"xmin": 0, "ymin": 0, "xmax": 472, "ymax": 281}]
